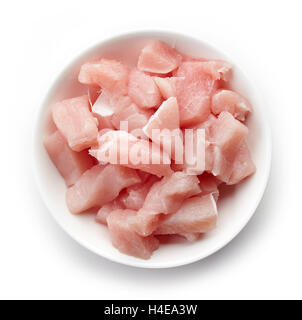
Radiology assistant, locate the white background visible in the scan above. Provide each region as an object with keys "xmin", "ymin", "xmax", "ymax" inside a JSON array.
[{"xmin": 0, "ymin": 0, "xmax": 301, "ymax": 300}]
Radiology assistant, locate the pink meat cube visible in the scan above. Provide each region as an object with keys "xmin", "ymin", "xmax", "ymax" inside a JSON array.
[
  {"xmin": 155, "ymin": 194, "xmax": 217, "ymax": 235},
  {"xmin": 89, "ymin": 130, "xmax": 173, "ymax": 177},
  {"xmin": 138, "ymin": 40, "xmax": 182, "ymax": 74},
  {"xmin": 211, "ymin": 89, "xmax": 252, "ymax": 121},
  {"xmin": 212, "ymin": 111, "xmax": 248, "ymax": 154},
  {"xmin": 228, "ymin": 141, "xmax": 256, "ymax": 185},
  {"xmin": 52, "ymin": 95, "xmax": 98, "ymax": 152},
  {"xmin": 78, "ymin": 59, "xmax": 129, "ymax": 94},
  {"xmin": 66, "ymin": 164, "xmax": 141, "ymax": 214},
  {"xmin": 209, "ymin": 112, "xmax": 248, "ymax": 182},
  {"xmin": 44, "ymin": 130, "xmax": 94, "ymax": 186},
  {"xmin": 143, "ymin": 97, "xmax": 183, "ymax": 160},
  {"xmin": 128, "ymin": 69, "xmax": 162, "ymax": 108},
  {"xmin": 107, "ymin": 209, "xmax": 160, "ymax": 259},
  {"xmin": 92, "ymin": 89, "xmax": 132, "ymax": 117},
  {"xmin": 143, "ymin": 172, "xmax": 201, "ymax": 214},
  {"xmin": 175, "ymin": 62, "xmax": 218, "ymax": 127},
  {"xmin": 131, "ymin": 172, "xmax": 201, "ymax": 236}
]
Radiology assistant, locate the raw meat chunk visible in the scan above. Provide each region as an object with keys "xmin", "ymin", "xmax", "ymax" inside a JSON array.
[
  {"xmin": 128, "ymin": 69, "xmax": 162, "ymax": 108},
  {"xmin": 210, "ymin": 112, "xmax": 248, "ymax": 182},
  {"xmin": 141, "ymin": 171, "xmax": 201, "ymax": 214},
  {"xmin": 212, "ymin": 112, "xmax": 248, "ymax": 154},
  {"xmin": 66, "ymin": 164, "xmax": 140, "ymax": 214},
  {"xmin": 131, "ymin": 172, "xmax": 201, "ymax": 236},
  {"xmin": 44, "ymin": 130, "xmax": 94, "ymax": 186},
  {"xmin": 78, "ymin": 59, "xmax": 129, "ymax": 94},
  {"xmin": 144, "ymin": 97, "xmax": 179, "ymax": 133},
  {"xmin": 52, "ymin": 95, "xmax": 98, "ymax": 151},
  {"xmin": 155, "ymin": 194, "xmax": 217, "ymax": 235},
  {"xmin": 143, "ymin": 97, "xmax": 183, "ymax": 160},
  {"xmin": 107, "ymin": 209, "xmax": 160, "ymax": 259},
  {"xmin": 211, "ymin": 89, "xmax": 252, "ymax": 121},
  {"xmin": 89, "ymin": 130, "xmax": 173, "ymax": 177},
  {"xmin": 92, "ymin": 89, "xmax": 132, "ymax": 117},
  {"xmin": 228, "ymin": 141, "xmax": 256, "ymax": 185},
  {"xmin": 138, "ymin": 40, "xmax": 182, "ymax": 74},
  {"xmin": 175, "ymin": 62, "xmax": 218, "ymax": 126}
]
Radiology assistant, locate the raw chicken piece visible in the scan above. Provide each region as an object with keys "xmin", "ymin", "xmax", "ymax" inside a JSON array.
[
  {"xmin": 78, "ymin": 59, "xmax": 129, "ymax": 94},
  {"xmin": 52, "ymin": 95, "xmax": 98, "ymax": 152},
  {"xmin": 92, "ymin": 89, "xmax": 132, "ymax": 117},
  {"xmin": 66, "ymin": 164, "xmax": 140, "ymax": 214},
  {"xmin": 143, "ymin": 97, "xmax": 183, "ymax": 160},
  {"xmin": 89, "ymin": 130, "xmax": 173, "ymax": 177},
  {"xmin": 131, "ymin": 172, "xmax": 201, "ymax": 236},
  {"xmin": 155, "ymin": 194, "xmax": 217, "ymax": 235},
  {"xmin": 140, "ymin": 172, "xmax": 201, "ymax": 214},
  {"xmin": 128, "ymin": 69, "xmax": 162, "ymax": 108},
  {"xmin": 175, "ymin": 62, "xmax": 218, "ymax": 127},
  {"xmin": 210, "ymin": 112, "xmax": 248, "ymax": 182},
  {"xmin": 138, "ymin": 40, "xmax": 182, "ymax": 74},
  {"xmin": 228, "ymin": 141, "xmax": 256, "ymax": 185},
  {"xmin": 212, "ymin": 112, "xmax": 248, "ymax": 154},
  {"xmin": 143, "ymin": 97, "xmax": 179, "ymax": 133},
  {"xmin": 211, "ymin": 89, "xmax": 252, "ymax": 121},
  {"xmin": 107, "ymin": 209, "xmax": 160, "ymax": 259},
  {"xmin": 44, "ymin": 130, "xmax": 94, "ymax": 186},
  {"xmin": 111, "ymin": 103, "xmax": 153, "ymax": 132}
]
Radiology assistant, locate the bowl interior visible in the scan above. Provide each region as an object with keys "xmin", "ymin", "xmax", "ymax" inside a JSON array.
[{"xmin": 33, "ymin": 31, "xmax": 271, "ymax": 268}]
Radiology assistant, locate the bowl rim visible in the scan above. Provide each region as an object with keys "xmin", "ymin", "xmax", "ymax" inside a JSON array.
[{"xmin": 32, "ymin": 30, "xmax": 272, "ymax": 269}]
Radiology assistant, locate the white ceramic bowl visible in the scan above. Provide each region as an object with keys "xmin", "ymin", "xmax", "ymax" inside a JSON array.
[{"xmin": 33, "ymin": 31, "xmax": 271, "ymax": 268}]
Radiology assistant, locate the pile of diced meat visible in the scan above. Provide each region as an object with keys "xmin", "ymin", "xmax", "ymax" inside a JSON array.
[{"xmin": 44, "ymin": 40, "xmax": 256, "ymax": 260}]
